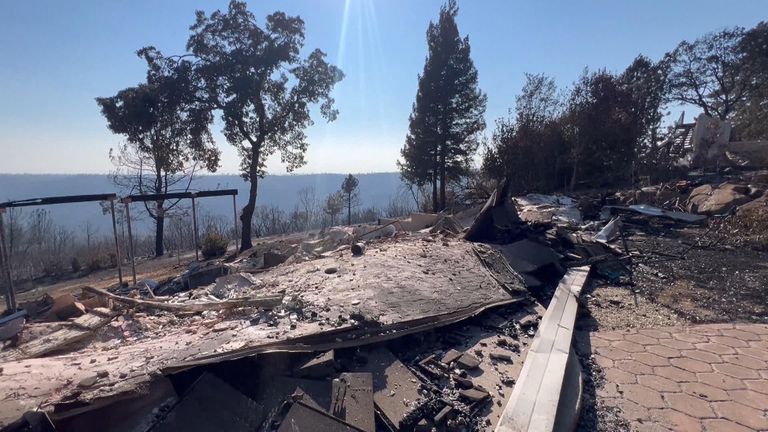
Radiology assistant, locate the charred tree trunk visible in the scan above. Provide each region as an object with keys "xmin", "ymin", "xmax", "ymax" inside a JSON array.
[
  {"xmin": 432, "ymin": 144, "xmax": 439, "ymax": 213},
  {"xmin": 347, "ymin": 193, "xmax": 351, "ymax": 226},
  {"xmin": 240, "ymin": 147, "xmax": 261, "ymax": 252},
  {"xmin": 431, "ymin": 174, "xmax": 438, "ymax": 213},
  {"xmin": 439, "ymin": 143, "xmax": 446, "ymax": 212},
  {"xmin": 154, "ymin": 212, "xmax": 165, "ymax": 257},
  {"xmin": 153, "ymin": 166, "xmax": 165, "ymax": 257}
]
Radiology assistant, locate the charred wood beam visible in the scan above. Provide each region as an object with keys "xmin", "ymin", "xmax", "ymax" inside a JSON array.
[
  {"xmin": 0, "ymin": 193, "xmax": 117, "ymax": 209},
  {"xmin": 123, "ymin": 189, "xmax": 237, "ymax": 203},
  {"xmin": 82, "ymin": 286, "xmax": 282, "ymax": 313}
]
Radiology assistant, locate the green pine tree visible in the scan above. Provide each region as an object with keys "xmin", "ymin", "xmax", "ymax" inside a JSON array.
[{"xmin": 398, "ymin": 0, "xmax": 486, "ymax": 212}]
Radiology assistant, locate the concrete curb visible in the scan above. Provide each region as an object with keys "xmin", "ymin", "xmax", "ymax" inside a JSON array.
[{"xmin": 495, "ymin": 266, "xmax": 590, "ymax": 432}]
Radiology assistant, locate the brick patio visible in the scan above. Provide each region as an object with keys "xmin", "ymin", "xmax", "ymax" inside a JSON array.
[{"xmin": 588, "ymin": 323, "xmax": 768, "ymax": 431}]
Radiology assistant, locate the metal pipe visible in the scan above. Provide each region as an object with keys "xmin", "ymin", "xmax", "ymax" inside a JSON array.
[
  {"xmin": 109, "ymin": 199, "xmax": 123, "ymax": 286},
  {"xmin": 191, "ymin": 196, "xmax": 199, "ymax": 261},
  {"xmin": 177, "ymin": 215, "xmax": 182, "ymax": 266},
  {"xmin": 232, "ymin": 194, "xmax": 239, "ymax": 251},
  {"xmin": 124, "ymin": 200, "xmax": 137, "ymax": 285},
  {"xmin": 0, "ymin": 210, "xmax": 16, "ymax": 312}
]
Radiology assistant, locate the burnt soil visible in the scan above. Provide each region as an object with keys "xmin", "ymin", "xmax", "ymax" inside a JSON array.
[{"xmin": 620, "ymin": 218, "xmax": 768, "ymax": 324}]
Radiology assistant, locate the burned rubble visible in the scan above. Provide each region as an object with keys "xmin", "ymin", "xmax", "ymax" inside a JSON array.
[{"xmin": 2, "ymin": 167, "xmax": 768, "ymax": 431}]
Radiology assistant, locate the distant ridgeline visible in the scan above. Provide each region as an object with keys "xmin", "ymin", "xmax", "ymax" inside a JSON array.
[{"xmin": 0, "ymin": 173, "xmax": 404, "ymax": 235}]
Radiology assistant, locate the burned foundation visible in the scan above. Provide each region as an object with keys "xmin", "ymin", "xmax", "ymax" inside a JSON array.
[{"xmin": 2, "ymin": 170, "xmax": 766, "ymax": 431}]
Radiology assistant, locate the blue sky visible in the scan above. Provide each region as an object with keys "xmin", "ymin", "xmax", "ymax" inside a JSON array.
[{"xmin": 0, "ymin": 0, "xmax": 764, "ymax": 175}]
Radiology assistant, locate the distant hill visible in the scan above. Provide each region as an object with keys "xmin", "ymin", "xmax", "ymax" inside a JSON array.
[{"xmin": 0, "ymin": 173, "xmax": 406, "ymax": 236}]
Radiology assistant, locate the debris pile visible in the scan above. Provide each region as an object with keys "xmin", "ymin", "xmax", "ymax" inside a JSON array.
[{"xmin": 3, "ymin": 167, "xmax": 767, "ymax": 431}]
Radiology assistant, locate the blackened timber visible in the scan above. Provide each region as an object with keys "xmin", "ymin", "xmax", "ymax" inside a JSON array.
[
  {"xmin": 196, "ymin": 189, "xmax": 238, "ymax": 198},
  {"xmin": 0, "ymin": 193, "xmax": 117, "ymax": 209},
  {"xmin": 123, "ymin": 189, "xmax": 237, "ymax": 203}
]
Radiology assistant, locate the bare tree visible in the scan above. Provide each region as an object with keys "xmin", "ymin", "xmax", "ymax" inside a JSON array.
[
  {"xmin": 97, "ymin": 48, "xmax": 219, "ymax": 257},
  {"xmin": 665, "ymin": 27, "xmax": 751, "ymax": 120},
  {"xmin": 297, "ymin": 186, "xmax": 319, "ymax": 231},
  {"xmin": 323, "ymin": 192, "xmax": 344, "ymax": 226},
  {"xmin": 385, "ymin": 190, "xmax": 416, "ymax": 218}
]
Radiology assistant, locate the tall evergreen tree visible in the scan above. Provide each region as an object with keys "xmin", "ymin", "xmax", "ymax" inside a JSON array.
[
  {"xmin": 398, "ymin": 0, "xmax": 486, "ymax": 212},
  {"xmin": 340, "ymin": 174, "xmax": 359, "ymax": 225}
]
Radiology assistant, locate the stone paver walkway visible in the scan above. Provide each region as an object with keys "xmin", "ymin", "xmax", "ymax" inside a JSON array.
[{"xmin": 589, "ymin": 323, "xmax": 768, "ymax": 431}]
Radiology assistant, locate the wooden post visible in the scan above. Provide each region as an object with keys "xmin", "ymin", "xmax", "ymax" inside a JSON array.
[
  {"xmin": 232, "ymin": 194, "xmax": 239, "ymax": 251},
  {"xmin": 0, "ymin": 209, "xmax": 16, "ymax": 313},
  {"xmin": 109, "ymin": 199, "xmax": 123, "ymax": 286},
  {"xmin": 191, "ymin": 195, "xmax": 199, "ymax": 261},
  {"xmin": 124, "ymin": 200, "xmax": 137, "ymax": 285}
]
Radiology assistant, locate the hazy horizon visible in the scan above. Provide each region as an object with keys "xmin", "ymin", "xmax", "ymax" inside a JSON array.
[{"xmin": 0, "ymin": 173, "xmax": 407, "ymax": 235}]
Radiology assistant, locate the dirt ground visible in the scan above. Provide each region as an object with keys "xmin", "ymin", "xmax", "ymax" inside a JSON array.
[
  {"xmin": 7, "ymin": 251, "xmax": 198, "ymax": 309},
  {"xmin": 574, "ymin": 218, "xmax": 768, "ymax": 329},
  {"xmin": 5, "ymin": 232, "xmax": 309, "ymax": 312},
  {"xmin": 625, "ymin": 221, "xmax": 768, "ymax": 324}
]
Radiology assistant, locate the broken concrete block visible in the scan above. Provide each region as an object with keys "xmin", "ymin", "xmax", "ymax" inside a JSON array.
[
  {"xmin": 456, "ymin": 353, "xmax": 481, "ymax": 370},
  {"xmin": 452, "ymin": 375, "xmax": 474, "ymax": 389},
  {"xmin": 77, "ymin": 375, "xmax": 98, "ymax": 388},
  {"xmin": 459, "ymin": 387, "xmax": 490, "ymax": 402},
  {"xmin": 294, "ymin": 350, "xmax": 336, "ymax": 378},
  {"xmin": 331, "ymin": 373, "xmax": 375, "ymax": 432},
  {"xmin": 519, "ymin": 314, "xmax": 539, "ymax": 329},
  {"xmin": 489, "ymin": 352, "xmax": 513, "ymax": 362},
  {"xmin": 441, "ymin": 349, "xmax": 462, "ymax": 365}
]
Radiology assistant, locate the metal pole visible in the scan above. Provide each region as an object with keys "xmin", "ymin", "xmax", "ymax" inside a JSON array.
[
  {"xmin": 176, "ymin": 216, "xmax": 182, "ymax": 266},
  {"xmin": 0, "ymin": 210, "xmax": 16, "ymax": 313},
  {"xmin": 124, "ymin": 200, "xmax": 137, "ymax": 285},
  {"xmin": 109, "ymin": 199, "xmax": 123, "ymax": 286},
  {"xmin": 191, "ymin": 196, "xmax": 199, "ymax": 261},
  {"xmin": 232, "ymin": 194, "xmax": 239, "ymax": 251}
]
